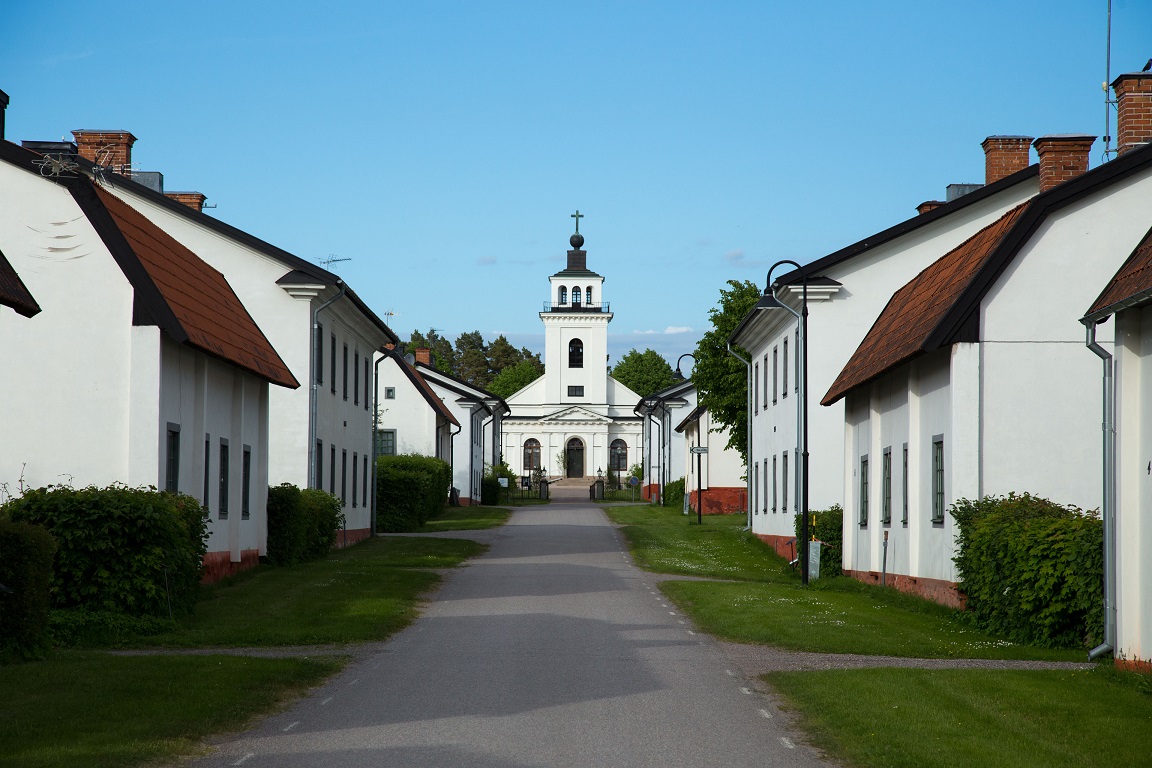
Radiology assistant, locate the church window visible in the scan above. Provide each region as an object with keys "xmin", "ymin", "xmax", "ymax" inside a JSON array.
[
  {"xmin": 610, "ymin": 439, "xmax": 628, "ymax": 471},
  {"xmin": 573, "ymin": 286, "xmax": 582, "ymax": 306},
  {"xmin": 523, "ymin": 438, "xmax": 541, "ymax": 471},
  {"xmin": 558, "ymin": 286, "xmax": 567, "ymax": 305},
  {"xmin": 569, "ymin": 339, "xmax": 583, "ymax": 368},
  {"xmin": 586, "ymin": 285, "xmax": 593, "ymax": 305},
  {"xmin": 568, "ymin": 385, "xmax": 584, "ymax": 397}
]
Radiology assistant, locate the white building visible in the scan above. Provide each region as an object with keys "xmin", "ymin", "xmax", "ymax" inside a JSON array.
[
  {"xmin": 29, "ymin": 130, "xmax": 399, "ymax": 545},
  {"xmin": 0, "ymin": 137, "xmax": 297, "ymax": 582},
  {"xmin": 674, "ymin": 404, "xmax": 745, "ymax": 514},
  {"xmin": 825, "ymin": 122, "xmax": 1152, "ymax": 604},
  {"xmin": 635, "ymin": 379, "xmax": 695, "ymax": 501},
  {"xmin": 374, "ymin": 349, "xmax": 460, "ymax": 466},
  {"xmin": 501, "ymin": 225, "xmax": 643, "ymax": 481},
  {"xmin": 729, "ymin": 136, "xmax": 1041, "ymax": 558}
]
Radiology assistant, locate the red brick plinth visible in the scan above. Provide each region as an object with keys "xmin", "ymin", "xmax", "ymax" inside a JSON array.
[
  {"xmin": 201, "ymin": 549, "xmax": 260, "ymax": 584},
  {"xmin": 844, "ymin": 568, "xmax": 965, "ymax": 609}
]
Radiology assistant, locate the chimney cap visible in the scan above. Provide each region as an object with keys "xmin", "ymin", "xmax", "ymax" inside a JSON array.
[
  {"xmin": 0, "ymin": 89, "xmax": 9, "ymax": 108},
  {"xmin": 1033, "ymin": 133, "xmax": 1097, "ymax": 145},
  {"xmin": 982, "ymin": 135, "xmax": 1033, "ymax": 141},
  {"xmin": 1111, "ymin": 71, "xmax": 1152, "ymax": 88}
]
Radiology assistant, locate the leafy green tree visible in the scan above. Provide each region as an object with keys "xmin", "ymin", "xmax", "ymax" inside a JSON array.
[
  {"xmin": 692, "ymin": 279, "xmax": 760, "ymax": 464},
  {"xmin": 408, "ymin": 329, "xmax": 456, "ymax": 374},
  {"xmin": 455, "ymin": 330, "xmax": 491, "ymax": 387},
  {"xmin": 486, "ymin": 335, "xmax": 521, "ymax": 374},
  {"xmin": 610, "ymin": 348, "xmax": 677, "ymax": 397},
  {"xmin": 488, "ymin": 359, "xmax": 544, "ymax": 399}
]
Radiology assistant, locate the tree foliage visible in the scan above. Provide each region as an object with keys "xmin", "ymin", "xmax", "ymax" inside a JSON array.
[
  {"xmin": 610, "ymin": 348, "xmax": 677, "ymax": 397},
  {"xmin": 692, "ymin": 279, "xmax": 760, "ymax": 464},
  {"xmin": 488, "ymin": 359, "xmax": 544, "ymax": 399},
  {"xmin": 406, "ymin": 330, "xmax": 542, "ymax": 391}
]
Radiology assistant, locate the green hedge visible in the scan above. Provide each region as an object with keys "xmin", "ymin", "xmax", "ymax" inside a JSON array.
[
  {"xmin": 480, "ymin": 477, "xmax": 501, "ymax": 506},
  {"xmin": 266, "ymin": 484, "xmax": 344, "ymax": 566},
  {"xmin": 0, "ymin": 520, "xmax": 57, "ymax": 658},
  {"xmin": 2, "ymin": 486, "xmax": 207, "ymax": 618},
  {"xmin": 793, "ymin": 505, "xmax": 843, "ymax": 578},
  {"xmin": 951, "ymin": 493, "xmax": 1103, "ymax": 648},
  {"xmin": 376, "ymin": 455, "xmax": 451, "ymax": 532},
  {"xmin": 662, "ymin": 478, "xmax": 685, "ymax": 508}
]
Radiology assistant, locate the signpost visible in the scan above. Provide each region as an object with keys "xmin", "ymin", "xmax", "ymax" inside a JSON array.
[
  {"xmin": 690, "ymin": 446, "xmax": 708, "ymax": 524},
  {"xmin": 628, "ymin": 474, "xmax": 639, "ymax": 502}
]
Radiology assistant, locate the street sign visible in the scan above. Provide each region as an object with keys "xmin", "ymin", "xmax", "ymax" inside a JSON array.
[
  {"xmin": 690, "ymin": 446, "xmax": 709, "ymax": 454},
  {"xmin": 628, "ymin": 476, "xmax": 640, "ymax": 486}
]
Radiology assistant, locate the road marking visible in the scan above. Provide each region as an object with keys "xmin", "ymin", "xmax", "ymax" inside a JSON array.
[
  {"xmin": 660, "ymin": 603, "xmax": 667, "ymax": 607},
  {"xmin": 780, "ymin": 737, "xmax": 795, "ymax": 749},
  {"xmin": 232, "ymin": 754, "xmax": 256, "ymax": 766},
  {"xmin": 678, "ymin": 620, "xmax": 685, "ymax": 624},
  {"xmin": 282, "ymin": 721, "xmax": 299, "ymax": 732},
  {"xmin": 760, "ymin": 708, "xmax": 773, "ymax": 719},
  {"xmin": 740, "ymin": 687, "xmax": 752, "ymax": 695},
  {"xmin": 348, "ymin": 679, "xmax": 360, "ymax": 686},
  {"xmin": 726, "ymin": 669, "xmax": 734, "ymax": 676},
  {"xmin": 668, "ymin": 611, "xmax": 677, "ymax": 616},
  {"xmin": 321, "ymin": 697, "xmax": 333, "ymax": 706},
  {"xmin": 687, "ymin": 630, "xmax": 695, "ymax": 635}
]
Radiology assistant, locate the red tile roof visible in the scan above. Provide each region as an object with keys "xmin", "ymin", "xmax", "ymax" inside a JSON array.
[
  {"xmin": 822, "ymin": 202, "xmax": 1032, "ymax": 406},
  {"xmin": 1085, "ymin": 224, "xmax": 1152, "ymax": 319},
  {"xmin": 0, "ymin": 249, "xmax": 40, "ymax": 318},
  {"xmin": 89, "ymin": 184, "xmax": 298, "ymax": 388}
]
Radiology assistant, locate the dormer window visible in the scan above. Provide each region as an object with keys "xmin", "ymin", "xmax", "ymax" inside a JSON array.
[
  {"xmin": 558, "ymin": 286, "xmax": 567, "ymax": 305},
  {"xmin": 573, "ymin": 286, "xmax": 582, "ymax": 306},
  {"xmin": 586, "ymin": 285, "xmax": 593, "ymax": 305},
  {"xmin": 569, "ymin": 338, "xmax": 583, "ymax": 368}
]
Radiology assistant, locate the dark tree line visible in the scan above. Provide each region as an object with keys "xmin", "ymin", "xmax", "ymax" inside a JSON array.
[{"xmin": 406, "ymin": 329, "xmax": 544, "ymax": 398}]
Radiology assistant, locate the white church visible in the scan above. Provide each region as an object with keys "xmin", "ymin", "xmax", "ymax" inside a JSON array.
[{"xmin": 501, "ymin": 217, "xmax": 644, "ymax": 480}]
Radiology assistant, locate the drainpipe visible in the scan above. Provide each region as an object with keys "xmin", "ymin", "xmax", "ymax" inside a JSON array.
[
  {"xmin": 478, "ymin": 404, "xmax": 495, "ymax": 503},
  {"xmin": 448, "ymin": 420, "xmax": 462, "ymax": 505},
  {"xmin": 1084, "ymin": 320, "xmax": 1116, "ymax": 661},
  {"xmin": 370, "ymin": 345, "xmax": 397, "ymax": 535},
  {"xmin": 726, "ymin": 343, "xmax": 752, "ymax": 529},
  {"xmin": 310, "ymin": 280, "xmax": 346, "ymax": 489}
]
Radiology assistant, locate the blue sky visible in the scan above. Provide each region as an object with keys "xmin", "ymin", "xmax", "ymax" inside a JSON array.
[{"xmin": 3, "ymin": 1, "xmax": 1149, "ymax": 365}]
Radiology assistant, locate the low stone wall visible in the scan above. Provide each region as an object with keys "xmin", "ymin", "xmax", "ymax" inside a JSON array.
[{"xmin": 334, "ymin": 527, "xmax": 372, "ymax": 548}]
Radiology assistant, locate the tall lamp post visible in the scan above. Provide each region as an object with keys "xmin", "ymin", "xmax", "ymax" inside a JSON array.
[
  {"xmin": 756, "ymin": 260, "xmax": 810, "ymax": 584},
  {"xmin": 674, "ymin": 354, "xmax": 701, "ymax": 519}
]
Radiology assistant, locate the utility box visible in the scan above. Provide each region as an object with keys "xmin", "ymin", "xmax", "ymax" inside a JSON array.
[
  {"xmin": 539, "ymin": 479, "xmax": 549, "ymax": 500},
  {"xmin": 808, "ymin": 540, "xmax": 822, "ymax": 581}
]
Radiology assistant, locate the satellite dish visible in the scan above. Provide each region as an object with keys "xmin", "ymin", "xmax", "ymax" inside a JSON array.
[{"xmin": 404, "ymin": 353, "xmax": 416, "ymax": 365}]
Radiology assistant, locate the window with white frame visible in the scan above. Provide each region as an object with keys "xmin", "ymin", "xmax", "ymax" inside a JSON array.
[
  {"xmin": 772, "ymin": 347, "xmax": 778, "ymax": 404},
  {"xmin": 859, "ymin": 454, "xmax": 869, "ymax": 527},
  {"xmin": 881, "ymin": 447, "xmax": 892, "ymax": 525},
  {"xmin": 932, "ymin": 436, "xmax": 945, "ymax": 523},
  {"xmin": 782, "ymin": 337, "xmax": 788, "ymax": 398},
  {"xmin": 782, "ymin": 451, "xmax": 788, "ymax": 514},
  {"xmin": 772, "ymin": 454, "xmax": 777, "ymax": 512},
  {"xmin": 902, "ymin": 443, "xmax": 909, "ymax": 526},
  {"xmin": 377, "ymin": 430, "xmax": 397, "ymax": 457}
]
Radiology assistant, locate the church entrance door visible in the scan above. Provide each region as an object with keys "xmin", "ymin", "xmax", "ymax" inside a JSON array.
[{"xmin": 566, "ymin": 437, "xmax": 585, "ymax": 478}]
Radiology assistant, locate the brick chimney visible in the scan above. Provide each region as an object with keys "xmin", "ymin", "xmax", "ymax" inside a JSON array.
[
  {"xmin": 165, "ymin": 192, "xmax": 207, "ymax": 213},
  {"xmin": 72, "ymin": 130, "xmax": 136, "ymax": 175},
  {"xmin": 981, "ymin": 136, "xmax": 1033, "ymax": 184},
  {"xmin": 1032, "ymin": 135, "xmax": 1095, "ymax": 192},
  {"xmin": 1112, "ymin": 72, "xmax": 1152, "ymax": 157},
  {"xmin": 0, "ymin": 89, "xmax": 8, "ymax": 141},
  {"xmin": 414, "ymin": 348, "xmax": 431, "ymax": 365},
  {"xmin": 916, "ymin": 200, "xmax": 945, "ymax": 215}
]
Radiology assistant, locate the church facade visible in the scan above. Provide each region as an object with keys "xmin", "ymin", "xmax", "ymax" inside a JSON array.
[{"xmin": 501, "ymin": 220, "xmax": 643, "ymax": 480}]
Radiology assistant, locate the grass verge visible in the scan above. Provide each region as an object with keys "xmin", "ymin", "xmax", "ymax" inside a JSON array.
[
  {"xmin": 120, "ymin": 535, "xmax": 485, "ymax": 648},
  {"xmin": 765, "ymin": 666, "xmax": 1152, "ymax": 768},
  {"xmin": 0, "ymin": 651, "xmax": 342, "ymax": 768},
  {"xmin": 421, "ymin": 506, "xmax": 511, "ymax": 531}
]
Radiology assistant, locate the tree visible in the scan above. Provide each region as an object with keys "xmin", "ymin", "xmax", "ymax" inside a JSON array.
[
  {"xmin": 486, "ymin": 335, "xmax": 522, "ymax": 374},
  {"xmin": 407, "ymin": 329, "xmax": 456, "ymax": 374},
  {"xmin": 455, "ymin": 330, "xmax": 490, "ymax": 387},
  {"xmin": 610, "ymin": 348, "xmax": 677, "ymax": 397},
  {"xmin": 488, "ymin": 359, "xmax": 544, "ymax": 399},
  {"xmin": 692, "ymin": 279, "xmax": 761, "ymax": 464}
]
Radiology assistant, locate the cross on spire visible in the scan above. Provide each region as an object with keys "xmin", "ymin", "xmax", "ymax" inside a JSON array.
[{"xmin": 571, "ymin": 209, "xmax": 584, "ymax": 233}]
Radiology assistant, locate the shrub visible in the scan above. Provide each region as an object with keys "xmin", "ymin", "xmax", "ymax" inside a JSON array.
[
  {"xmin": 2, "ymin": 486, "xmax": 207, "ymax": 618},
  {"xmin": 951, "ymin": 493, "xmax": 1103, "ymax": 648},
  {"xmin": 662, "ymin": 478, "xmax": 685, "ymax": 509},
  {"xmin": 376, "ymin": 455, "xmax": 451, "ymax": 531},
  {"xmin": 0, "ymin": 520, "xmax": 57, "ymax": 658},
  {"xmin": 47, "ymin": 607, "xmax": 177, "ymax": 647},
  {"xmin": 793, "ymin": 505, "xmax": 843, "ymax": 578},
  {"xmin": 266, "ymin": 484, "xmax": 344, "ymax": 566},
  {"xmin": 480, "ymin": 477, "xmax": 501, "ymax": 506}
]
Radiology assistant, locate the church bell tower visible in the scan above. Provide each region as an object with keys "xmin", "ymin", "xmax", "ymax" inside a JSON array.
[{"xmin": 541, "ymin": 211, "xmax": 612, "ymax": 405}]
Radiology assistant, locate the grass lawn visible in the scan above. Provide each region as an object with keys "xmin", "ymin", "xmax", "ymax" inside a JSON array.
[
  {"xmin": 126, "ymin": 535, "xmax": 485, "ymax": 648},
  {"xmin": 0, "ymin": 651, "xmax": 342, "ymax": 768},
  {"xmin": 661, "ymin": 580, "xmax": 1081, "ymax": 661},
  {"xmin": 766, "ymin": 665, "xmax": 1152, "ymax": 768},
  {"xmin": 420, "ymin": 505, "xmax": 511, "ymax": 531},
  {"xmin": 605, "ymin": 506, "xmax": 792, "ymax": 582}
]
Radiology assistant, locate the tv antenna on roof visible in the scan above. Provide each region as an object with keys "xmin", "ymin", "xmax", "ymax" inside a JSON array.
[
  {"xmin": 383, "ymin": 309, "xmax": 400, "ymax": 324},
  {"xmin": 319, "ymin": 254, "xmax": 351, "ymax": 270}
]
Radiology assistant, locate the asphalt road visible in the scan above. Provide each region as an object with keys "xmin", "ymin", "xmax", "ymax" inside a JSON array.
[{"xmin": 191, "ymin": 495, "xmax": 834, "ymax": 767}]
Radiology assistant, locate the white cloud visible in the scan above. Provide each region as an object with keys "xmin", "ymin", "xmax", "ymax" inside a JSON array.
[
  {"xmin": 633, "ymin": 329, "xmax": 658, "ymax": 335},
  {"xmin": 723, "ymin": 248, "xmax": 745, "ymax": 263},
  {"xmin": 664, "ymin": 326, "xmax": 692, "ymax": 334},
  {"xmin": 477, "ymin": 255, "xmax": 497, "ymax": 266}
]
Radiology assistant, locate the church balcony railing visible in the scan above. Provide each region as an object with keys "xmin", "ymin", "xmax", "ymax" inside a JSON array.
[{"xmin": 542, "ymin": 301, "xmax": 610, "ymax": 313}]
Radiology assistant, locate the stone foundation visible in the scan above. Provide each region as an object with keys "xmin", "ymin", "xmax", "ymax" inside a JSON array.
[
  {"xmin": 844, "ymin": 568, "xmax": 966, "ymax": 609},
  {"xmin": 334, "ymin": 527, "xmax": 372, "ymax": 548},
  {"xmin": 688, "ymin": 487, "xmax": 746, "ymax": 515},
  {"xmin": 201, "ymin": 549, "xmax": 260, "ymax": 584},
  {"xmin": 642, "ymin": 484, "xmax": 660, "ymax": 503},
  {"xmin": 1115, "ymin": 657, "xmax": 1152, "ymax": 673},
  {"xmin": 755, "ymin": 533, "xmax": 800, "ymax": 562}
]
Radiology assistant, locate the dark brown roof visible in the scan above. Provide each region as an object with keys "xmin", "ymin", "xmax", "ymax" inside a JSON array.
[
  {"xmin": 823, "ymin": 202, "xmax": 1032, "ymax": 406},
  {"xmin": 392, "ymin": 354, "xmax": 460, "ymax": 427},
  {"xmin": 674, "ymin": 404, "xmax": 706, "ymax": 433},
  {"xmin": 1084, "ymin": 223, "xmax": 1152, "ymax": 321},
  {"xmin": 0, "ymin": 249, "xmax": 40, "ymax": 318},
  {"xmin": 82, "ymin": 182, "xmax": 298, "ymax": 388}
]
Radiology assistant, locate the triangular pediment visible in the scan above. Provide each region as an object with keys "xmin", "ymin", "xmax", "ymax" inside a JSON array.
[{"xmin": 539, "ymin": 405, "xmax": 613, "ymax": 424}]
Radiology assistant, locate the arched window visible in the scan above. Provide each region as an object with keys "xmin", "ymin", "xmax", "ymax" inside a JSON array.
[
  {"xmin": 572, "ymin": 286, "xmax": 582, "ymax": 306},
  {"xmin": 586, "ymin": 285, "xmax": 593, "ymax": 305},
  {"xmin": 523, "ymin": 438, "xmax": 541, "ymax": 471},
  {"xmin": 610, "ymin": 439, "xmax": 628, "ymax": 471},
  {"xmin": 568, "ymin": 338, "xmax": 583, "ymax": 368},
  {"xmin": 558, "ymin": 286, "xmax": 567, "ymax": 305}
]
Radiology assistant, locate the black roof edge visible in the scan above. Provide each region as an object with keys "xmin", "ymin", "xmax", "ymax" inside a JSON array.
[
  {"xmin": 54, "ymin": 153, "xmax": 397, "ymax": 344},
  {"xmin": 68, "ymin": 176, "xmax": 188, "ymax": 344},
  {"xmin": 776, "ymin": 164, "xmax": 1039, "ymax": 286},
  {"xmin": 1082, "ymin": 221, "xmax": 1152, "ymax": 323},
  {"xmin": 413, "ymin": 361, "xmax": 510, "ymax": 412},
  {"xmin": 0, "ymin": 249, "xmax": 41, "ymax": 318},
  {"xmin": 927, "ymin": 142, "xmax": 1152, "ymax": 349}
]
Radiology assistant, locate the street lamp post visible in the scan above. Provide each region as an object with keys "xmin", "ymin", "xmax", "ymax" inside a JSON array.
[
  {"xmin": 674, "ymin": 353, "xmax": 700, "ymax": 517},
  {"xmin": 756, "ymin": 260, "xmax": 810, "ymax": 584}
]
